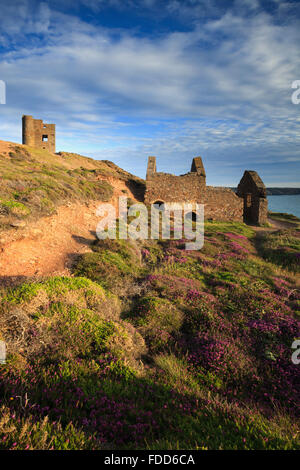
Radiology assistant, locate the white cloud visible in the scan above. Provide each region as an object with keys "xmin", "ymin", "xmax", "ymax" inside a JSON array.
[
  {"xmin": 0, "ymin": 1, "xmax": 51, "ymax": 39},
  {"xmin": 0, "ymin": 1, "xmax": 299, "ymax": 184}
]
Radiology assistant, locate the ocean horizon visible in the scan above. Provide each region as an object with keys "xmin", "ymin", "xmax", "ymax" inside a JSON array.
[{"xmin": 267, "ymin": 194, "xmax": 300, "ymax": 219}]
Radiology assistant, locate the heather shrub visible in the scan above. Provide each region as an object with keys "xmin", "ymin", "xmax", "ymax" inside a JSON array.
[
  {"xmin": 141, "ymin": 241, "xmax": 164, "ymax": 265},
  {"xmin": 181, "ymin": 291, "xmax": 224, "ymax": 336},
  {"xmin": 145, "ymin": 274, "xmax": 204, "ymax": 302},
  {"xmin": 186, "ymin": 332, "xmax": 256, "ymax": 385},
  {"xmin": 131, "ymin": 296, "xmax": 183, "ymax": 352},
  {"xmin": 1, "ymin": 217, "xmax": 300, "ymax": 449}
]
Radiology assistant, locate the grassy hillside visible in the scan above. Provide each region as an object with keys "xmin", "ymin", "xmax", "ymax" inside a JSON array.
[
  {"xmin": 0, "ymin": 143, "xmax": 299, "ymax": 450},
  {"xmin": 0, "ymin": 213, "xmax": 299, "ymax": 449},
  {"xmin": 0, "ymin": 142, "xmax": 144, "ymax": 231},
  {"xmin": 268, "ymin": 211, "xmax": 300, "ymax": 229}
]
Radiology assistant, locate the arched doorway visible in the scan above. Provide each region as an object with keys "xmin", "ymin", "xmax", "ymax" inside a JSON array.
[
  {"xmin": 152, "ymin": 200, "xmax": 165, "ymax": 211},
  {"xmin": 185, "ymin": 211, "xmax": 197, "ymax": 222}
]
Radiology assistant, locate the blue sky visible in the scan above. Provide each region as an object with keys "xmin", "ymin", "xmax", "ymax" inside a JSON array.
[{"xmin": 0, "ymin": 0, "xmax": 299, "ymax": 186}]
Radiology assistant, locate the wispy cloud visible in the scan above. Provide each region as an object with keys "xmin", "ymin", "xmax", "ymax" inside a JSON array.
[{"xmin": 0, "ymin": 0, "xmax": 299, "ymax": 185}]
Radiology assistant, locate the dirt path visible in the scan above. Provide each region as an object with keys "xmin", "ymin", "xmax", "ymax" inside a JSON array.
[
  {"xmin": 0, "ymin": 178, "xmax": 137, "ymax": 283},
  {"xmin": 267, "ymin": 217, "xmax": 297, "ymax": 230},
  {"xmin": 1, "ymin": 187, "xmax": 297, "ymax": 285},
  {"xmin": 250, "ymin": 217, "xmax": 296, "ymax": 237}
]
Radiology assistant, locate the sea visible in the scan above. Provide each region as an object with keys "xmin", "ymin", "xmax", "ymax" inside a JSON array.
[{"xmin": 267, "ymin": 195, "xmax": 300, "ymax": 219}]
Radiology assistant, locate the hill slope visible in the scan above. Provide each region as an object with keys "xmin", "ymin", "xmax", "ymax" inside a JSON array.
[
  {"xmin": 0, "ymin": 141, "xmax": 145, "ymax": 280},
  {"xmin": 0, "ymin": 140, "xmax": 144, "ymax": 230},
  {"xmin": 0, "ymin": 142, "xmax": 299, "ymax": 450}
]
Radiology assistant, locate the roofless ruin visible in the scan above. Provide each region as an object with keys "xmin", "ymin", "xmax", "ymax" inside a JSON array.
[
  {"xmin": 20, "ymin": 115, "xmax": 267, "ymax": 225},
  {"xmin": 145, "ymin": 156, "xmax": 268, "ymax": 225}
]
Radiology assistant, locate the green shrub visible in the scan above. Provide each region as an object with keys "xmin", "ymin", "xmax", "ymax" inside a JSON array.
[
  {"xmin": 130, "ymin": 296, "xmax": 183, "ymax": 353},
  {"xmin": 258, "ymin": 230, "xmax": 300, "ymax": 272},
  {"xmin": 74, "ymin": 238, "xmax": 142, "ymax": 290},
  {"xmin": 0, "ymin": 406, "xmax": 102, "ymax": 450}
]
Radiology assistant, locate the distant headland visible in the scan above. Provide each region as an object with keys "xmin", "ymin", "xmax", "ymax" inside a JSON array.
[
  {"xmin": 231, "ymin": 187, "xmax": 300, "ymax": 195},
  {"xmin": 265, "ymin": 188, "xmax": 300, "ymax": 195}
]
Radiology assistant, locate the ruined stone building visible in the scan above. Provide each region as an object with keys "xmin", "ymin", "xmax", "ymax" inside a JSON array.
[
  {"xmin": 19, "ymin": 114, "xmax": 267, "ymax": 224},
  {"xmin": 145, "ymin": 156, "xmax": 268, "ymax": 225},
  {"xmin": 237, "ymin": 170, "xmax": 268, "ymax": 225},
  {"xmin": 22, "ymin": 115, "xmax": 56, "ymax": 153}
]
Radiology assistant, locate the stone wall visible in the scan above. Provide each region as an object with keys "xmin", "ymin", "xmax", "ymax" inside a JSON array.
[
  {"xmin": 145, "ymin": 172, "xmax": 205, "ymax": 204},
  {"xmin": 22, "ymin": 115, "xmax": 56, "ymax": 153},
  {"xmin": 145, "ymin": 178, "xmax": 243, "ymax": 222},
  {"xmin": 249, "ymin": 196, "xmax": 268, "ymax": 225},
  {"xmin": 202, "ymin": 187, "xmax": 243, "ymax": 221},
  {"xmin": 145, "ymin": 156, "xmax": 206, "ymax": 205},
  {"xmin": 144, "ymin": 155, "xmax": 243, "ymax": 222}
]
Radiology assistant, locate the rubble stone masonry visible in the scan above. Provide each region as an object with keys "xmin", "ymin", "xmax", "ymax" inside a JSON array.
[
  {"xmin": 145, "ymin": 157, "xmax": 267, "ymax": 225},
  {"xmin": 22, "ymin": 115, "xmax": 56, "ymax": 153}
]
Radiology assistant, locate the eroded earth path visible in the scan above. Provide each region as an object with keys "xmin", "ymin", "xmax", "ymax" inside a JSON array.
[{"xmin": 0, "ymin": 178, "xmax": 137, "ymax": 282}]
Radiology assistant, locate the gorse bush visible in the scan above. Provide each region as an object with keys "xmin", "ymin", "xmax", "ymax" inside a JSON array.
[{"xmin": 131, "ymin": 296, "xmax": 184, "ymax": 353}]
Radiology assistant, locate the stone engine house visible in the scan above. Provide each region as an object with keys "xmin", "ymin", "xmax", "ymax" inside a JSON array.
[
  {"xmin": 22, "ymin": 115, "xmax": 56, "ymax": 153},
  {"xmin": 145, "ymin": 156, "xmax": 268, "ymax": 225}
]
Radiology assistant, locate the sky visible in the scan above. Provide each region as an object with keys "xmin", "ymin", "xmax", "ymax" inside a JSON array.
[{"xmin": 0, "ymin": 0, "xmax": 299, "ymax": 186}]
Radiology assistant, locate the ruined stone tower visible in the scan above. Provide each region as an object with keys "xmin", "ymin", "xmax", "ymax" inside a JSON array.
[{"xmin": 22, "ymin": 115, "xmax": 56, "ymax": 153}]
